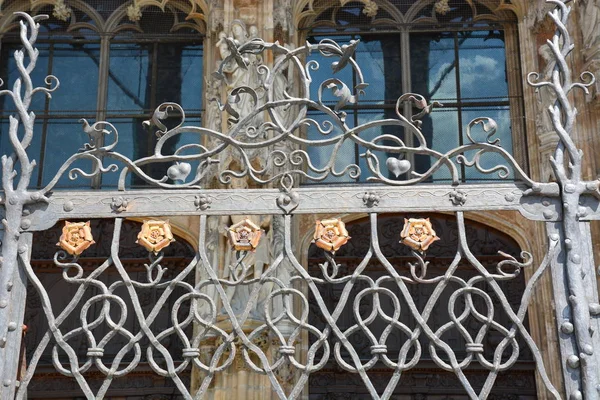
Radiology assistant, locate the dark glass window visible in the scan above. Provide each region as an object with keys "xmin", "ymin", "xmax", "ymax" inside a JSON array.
[
  {"xmin": 306, "ymin": 3, "xmax": 521, "ymax": 184},
  {"xmin": 0, "ymin": 9, "xmax": 203, "ymax": 189}
]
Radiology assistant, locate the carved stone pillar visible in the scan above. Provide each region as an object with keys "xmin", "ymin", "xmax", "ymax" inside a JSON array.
[
  {"xmin": 194, "ymin": 0, "xmax": 299, "ymax": 397},
  {"xmin": 579, "ymin": 0, "xmax": 600, "ymax": 100}
]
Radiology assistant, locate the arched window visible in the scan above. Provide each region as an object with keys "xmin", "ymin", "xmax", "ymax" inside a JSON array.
[
  {"xmin": 0, "ymin": 1, "xmax": 204, "ymax": 189},
  {"xmin": 302, "ymin": 0, "xmax": 525, "ymax": 184}
]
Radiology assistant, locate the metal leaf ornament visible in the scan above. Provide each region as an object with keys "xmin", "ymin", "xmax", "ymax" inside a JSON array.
[{"xmin": 313, "ymin": 219, "xmax": 350, "ymax": 254}]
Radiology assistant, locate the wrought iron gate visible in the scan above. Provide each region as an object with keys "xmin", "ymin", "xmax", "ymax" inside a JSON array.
[{"xmin": 0, "ymin": 0, "xmax": 599, "ymax": 398}]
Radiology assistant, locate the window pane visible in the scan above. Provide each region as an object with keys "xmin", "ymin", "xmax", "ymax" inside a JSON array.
[
  {"xmin": 0, "ymin": 43, "xmax": 50, "ymax": 114},
  {"xmin": 461, "ymin": 106, "xmax": 514, "ymax": 182},
  {"xmin": 458, "ymin": 30, "xmax": 508, "ymax": 101},
  {"xmin": 356, "ymin": 110, "xmax": 395, "ymax": 182},
  {"xmin": 107, "ymin": 44, "xmax": 150, "ymax": 113},
  {"xmin": 307, "ymin": 36, "xmax": 354, "ymax": 105},
  {"xmin": 48, "ymin": 43, "xmax": 99, "ymax": 113},
  {"xmin": 410, "ymin": 32, "xmax": 457, "ymax": 102},
  {"xmin": 354, "ymin": 34, "xmax": 402, "ymax": 105},
  {"xmin": 306, "ymin": 110, "xmax": 355, "ymax": 184},
  {"xmin": 41, "ymin": 120, "xmax": 93, "ymax": 188},
  {"xmin": 416, "ymin": 107, "xmax": 460, "ymax": 183},
  {"xmin": 179, "ymin": 44, "xmax": 204, "ymax": 111},
  {"xmin": 97, "ymin": 119, "xmax": 136, "ymax": 188}
]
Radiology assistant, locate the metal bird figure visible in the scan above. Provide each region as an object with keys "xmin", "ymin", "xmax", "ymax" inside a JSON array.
[{"xmin": 331, "ymin": 40, "xmax": 359, "ymax": 74}]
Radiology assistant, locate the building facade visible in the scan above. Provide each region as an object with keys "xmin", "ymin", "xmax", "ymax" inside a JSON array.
[{"xmin": 0, "ymin": 0, "xmax": 599, "ymax": 399}]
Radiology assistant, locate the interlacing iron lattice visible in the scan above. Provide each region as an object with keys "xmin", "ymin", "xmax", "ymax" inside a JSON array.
[{"xmin": 0, "ymin": 0, "xmax": 599, "ymax": 399}]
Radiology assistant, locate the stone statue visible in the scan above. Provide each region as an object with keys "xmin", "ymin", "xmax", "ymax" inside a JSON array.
[
  {"xmin": 219, "ymin": 178, "xmax": 273, "ymax": 320},
  {"xmin": 536, "ymin": 43, "xmax": 560, "ymax": 182},
  {"xmin": 205, "ymin": 76, "xmax": 222, "ymax": 133},
  {"xmin": 579, "ymin": 0, "xmax": 600, "ymax": 97},
  {"xmin": 215, "ymin": 20, "xmax": 263, "ymax": 126},
  {"xmin": 272, "ymin": 43, "xmax": 296, "ymax": 130},
  {"xmin": 580, "ymin": 0, "xmax": 600, "ymax": 51},
  {"xmin": 215, "ymin": 21, "xmax": 267, "ymax": 176},
  {"xmin": 535, "ymin": 43, "xmax": 557, "ymax": 136},
  {"xmin": 196, "ymin": 215, "xmax": 220, "ymax": 320}
]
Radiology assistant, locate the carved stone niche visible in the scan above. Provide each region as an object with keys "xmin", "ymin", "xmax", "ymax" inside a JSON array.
[{"xmin": 234, "ymin": 0, "xmax": 258, "ymax": 26}]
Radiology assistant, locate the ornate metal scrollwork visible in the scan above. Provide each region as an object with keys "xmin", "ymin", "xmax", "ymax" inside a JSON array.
[
  {"xmin": 0, "ymin": 0, "xmax": 599, "ymax": 399},
  {"xmin": 0, "ymin": 8, "xmax": 556, "ymax": 194}
]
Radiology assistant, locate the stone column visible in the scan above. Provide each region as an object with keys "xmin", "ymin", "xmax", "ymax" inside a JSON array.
[{"xmin": 192, "ymin": 0, "xmax": 300, "ymax": 398}]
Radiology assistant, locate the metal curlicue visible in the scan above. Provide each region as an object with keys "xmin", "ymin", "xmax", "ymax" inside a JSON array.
[{"xmin": 0, "ymin": 1, "xmax": 599, "ymax": 399}]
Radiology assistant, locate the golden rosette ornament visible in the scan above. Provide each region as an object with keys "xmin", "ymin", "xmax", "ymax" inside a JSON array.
[
  {"xmin": 400, "ymin": 218, "xmax": 439, "ymax": 252},
  {"xmin": 136, "ymin": 220, "xmax": 175, "ymax": 254},
  {"xmin": 227, "ymin": 218, "xmax": 262, "ymax": 251},
  {"xmin": 57, "ymin": 221, "xmax": 95, "ymax": 256},
  {"xmin": 312, "ymin": 219, "xmax": 350, "ymax": 253}
]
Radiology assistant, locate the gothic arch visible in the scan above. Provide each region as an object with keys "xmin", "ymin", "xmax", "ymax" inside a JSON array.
[
  {"xmin": 0, "ymin": 0, "xmax": 207, "ymax": 35},
  {"xmin": 294, "ymin": 0, "xmax": 523, "ymax": 31},
  {"xmin": 299, "ymin": 211, "xmax": 533, "ymax": 268}
]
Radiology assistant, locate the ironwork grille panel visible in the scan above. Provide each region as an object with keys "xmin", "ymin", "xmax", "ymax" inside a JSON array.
[{"xmin": 0, "ymin": 1, "xmax": 599, "ymax": 399}]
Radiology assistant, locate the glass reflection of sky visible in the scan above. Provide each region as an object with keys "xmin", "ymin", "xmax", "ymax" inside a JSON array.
[
  {"xmin": 304, "ymin": 28, "xmax": 513, "ymax": 184},
  {"xmin": 0, "ymin": 40, "xmax": 203, "ymax": 189},
  {"xmin": 108, "ymin": 44, "xmax": 150, "ymax": 112},
  {"xmin": 306, "ymin": 111, "xmax": 355, "ymax": 184}
]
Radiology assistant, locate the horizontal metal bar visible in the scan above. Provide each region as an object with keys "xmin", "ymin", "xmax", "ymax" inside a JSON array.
[{"xmin": 19, "ymin": 183, "xmax": 562, "ymax": 231}]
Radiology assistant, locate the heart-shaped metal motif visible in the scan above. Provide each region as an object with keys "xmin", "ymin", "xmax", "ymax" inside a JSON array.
[
  {"xmin": 386, "ymin": 157, "xmax": 411, "ymax": 178},
  {"xmin": 167, "ymin": 162, "xmax": 192, "ymax": 182}
]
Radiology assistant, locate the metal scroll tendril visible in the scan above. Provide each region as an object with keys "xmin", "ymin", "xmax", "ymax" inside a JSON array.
[{"xmin": 0, "ymin": 11, "xmax": 554, "ymax": 192}]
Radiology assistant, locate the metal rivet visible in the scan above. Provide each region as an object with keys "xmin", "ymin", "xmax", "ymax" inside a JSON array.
[
  {"xmin": 570, "ymin": 390, "xmax": 582, "ymax": 400},
  {"xmin": 20, "ymin": 219, "xmax": 31, "ymax": 230},
  {"xmin": 2, "ymin": 379, "xmax": 11, "ymax": 387},
  {"xmin": 567, "ymin": 354, "xmax": 580, "ymax": 368},
  {"xmin": 504, "ymin": 193, "xmax": 515, "ymax": 202},
  {"xmin": 561, "ymin": 321, "xmax": 574, "ymax": 334},
  {"xmin": 0, "ymin": 299, "xmax": 8, "ymax": 308},
  {"xmin": 582, "ymin": 344, "xmax": 594, "ymax": 355},
  {"xmin": 63, "ymin": 201, "xmax": 74, "ymax": 212},
  {"xmin": 571, "ymin": 254, "xmax": 581, "ymax": 264},
  {"xmin": 7, "ymin": 322, "xmax": 17, "ymax": 331},
  {"xmin": 543, "ymin": 210, "xmax": 554, "ymax": 220}
]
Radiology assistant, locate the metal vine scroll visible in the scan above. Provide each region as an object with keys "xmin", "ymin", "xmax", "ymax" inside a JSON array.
[{"xmin": 0, "ymin": 0, "xmax": 599, "ymax": 399}]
